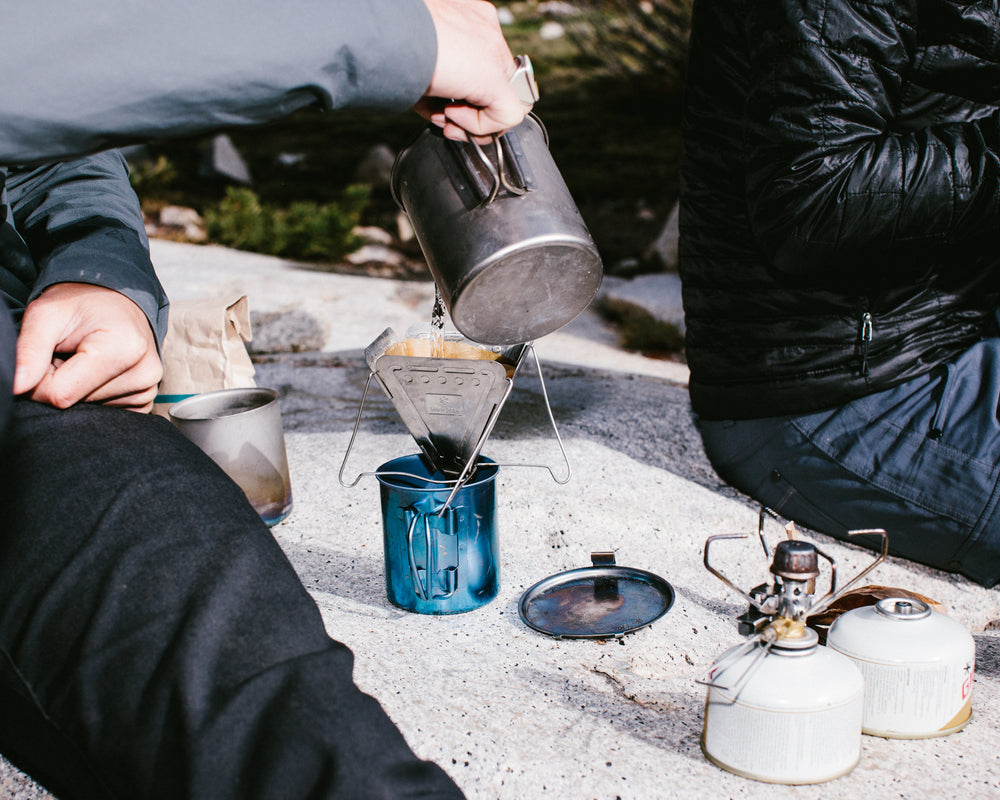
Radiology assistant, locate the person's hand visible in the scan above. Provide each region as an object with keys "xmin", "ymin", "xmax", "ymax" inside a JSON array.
[
  {"xmin": 13, "ymin": 282, "xmax": 163, "ymax": 413},
  {"xmin": 416, "ymin": 0, "xmax": 529, "ymax": 141}
]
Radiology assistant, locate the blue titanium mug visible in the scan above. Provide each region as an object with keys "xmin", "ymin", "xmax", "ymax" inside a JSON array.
[{"xmin": 377, "ymin": 454, "xmax": 499, "ymax": 614}]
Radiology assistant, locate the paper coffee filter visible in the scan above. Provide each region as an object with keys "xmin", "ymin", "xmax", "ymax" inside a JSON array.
[{"xmin": 384, "ymin": 337, "xmax": 502, "ymax": 362}]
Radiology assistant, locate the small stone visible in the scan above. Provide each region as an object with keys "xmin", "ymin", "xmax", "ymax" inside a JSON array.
[
  {"xmin": 354, "ymin": 144, "xmax": 396, "ymax": 187},
  {"xmin": 248, "ymin": 309, "xmax": 327, "ymax": 354},
  {"xmin": 157, "ymin": 205, "xmax": 207, "ymax": 242},
  {"xmin": 352, "ymin": 225, "xmax": 393, "ymax": 247},
  {"xmin": 343, "ymin": 243, "xmax": 427, "ymax": 279},
  {"xmin": 539, "ymin": 20, "xmax": 565, "ymax": 40},
  {"xmin": 345, "ymin": 244, "xmax": 407, "ymax": 269},
  {"xmin": 538, "ymin": 1, "xmax": 580, "ymax": 17},
  {"xmin": 199, "ymin": 133, "xmax": 252, "ymax": 185}
]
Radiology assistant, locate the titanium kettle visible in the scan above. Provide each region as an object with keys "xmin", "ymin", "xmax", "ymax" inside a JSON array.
[{"xmin": 391, "ymin": 111, "xmax": 603, "ymax": 346}]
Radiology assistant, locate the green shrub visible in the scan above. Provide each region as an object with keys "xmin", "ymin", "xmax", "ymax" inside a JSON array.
[
  {"xmin": 204, "ymin": 187, "xmax": 270, "ymax": 251},
  {"xmin": 601, "ymin": 297, "xmax": 686, "ymax": 356},
  {"xmin": 204, "ymin": 185, "xmax": 369, "ymax": 262},
  {"xmin": 128, "ymin": 154, "xmax": 179, "ymax": 195},
  {"xmin": 563, "ymin": 0, "xmax": 692, "ymax": 89}
]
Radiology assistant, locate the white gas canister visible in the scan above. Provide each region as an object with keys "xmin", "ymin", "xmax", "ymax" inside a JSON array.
[
  {"xmin": 826, "ymin": 597, "xmax": 975, "ymax": 739},
  {"xmin": 701, "ymin": 628, "xmax": 864, "ymax": 784}
]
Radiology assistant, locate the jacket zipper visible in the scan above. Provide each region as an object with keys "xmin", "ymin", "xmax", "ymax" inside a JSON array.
[{"xmin": 858, "ymin": 310, "xmax": 873, "ymax": 378}]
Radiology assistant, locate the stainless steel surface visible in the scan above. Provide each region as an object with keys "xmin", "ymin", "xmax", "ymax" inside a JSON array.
[
  {"xmin": 510, "ymin": 54, "xmax": 540, "ymax": 107},
  {"xmin": 518, "ymin": 552, "xmax": 675, "ymax": 639},
  {"xmin": 169, "ymin": 387, "xmax": 293, "ymax": 526},
  {"xmin": 341, "ymin": 328, "xmax": 572, "ymax": 498},
  {"xmin": 374, "ymin": 353, "xmax": 513, "ymax": 475},
  {"xmin": 391, "ymin": 114, "xmax": 603, "ymax": 345}
]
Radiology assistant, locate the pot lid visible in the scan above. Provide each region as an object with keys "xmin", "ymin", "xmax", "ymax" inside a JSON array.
[{"xmin": 518, "ymin": 552, "xmax": 675, "ymax": 639}]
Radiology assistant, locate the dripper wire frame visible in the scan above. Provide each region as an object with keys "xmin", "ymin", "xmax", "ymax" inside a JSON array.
[
  {"xmin": 338, "ymin": 344, "xmax": 570, "ymax": 512},
  {"xmin": 439, "ymin": 344, "xmax": 570, "ymax": 510}
]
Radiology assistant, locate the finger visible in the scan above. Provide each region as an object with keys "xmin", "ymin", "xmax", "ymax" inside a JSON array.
[
  {"xmin": 85, "ymin": 384, "xmax": 159, "ymax": 413},
  {"xmin": 438, "ymin": 118, "xmax": 489, "ymax": 143},
  {"xmin": 14, "ymin": 313, "xmax": 70, "ymax": 396},
  {"xmin": 414, "ymin": 97, "xmax": 519, "ymax": 143},
  {"xmin": 26, "ymin": 377, "xmax": 158, "ymax": 413},
  {"xmin": 79, "ymin": 358, "xmax": 162, "ymax": 407},
  {"xmin": 29, "ymin": 360, "xmax": 160, "ymax": 411},
  {"xmin": 19, "ymin": 361, "xmax": 58, "ymax": 400},
  {"xmin": 412, "ymin": 96, "xmax": 447, "ymax": 124},
  {"xmin": 442, "ymin": 95, "xmax": 526, "ymax": 139},
  {"xmin": 28, "ymin": 345, "xmax": 145, "ymax": 409}
]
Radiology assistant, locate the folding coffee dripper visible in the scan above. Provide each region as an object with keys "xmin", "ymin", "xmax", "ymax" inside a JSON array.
[
  {"xmin": 339, "ymin": 325, "xmax": 570, "ymax": 614},
  {"xmin": 339, "ymin": 324, "xmax": 570, "ymax": 507}
]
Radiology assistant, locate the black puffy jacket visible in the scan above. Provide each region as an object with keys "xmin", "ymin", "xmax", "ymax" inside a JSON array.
[{"xmin": 679, "ymin": 0, "xmax": 1000, "ymax": 420}]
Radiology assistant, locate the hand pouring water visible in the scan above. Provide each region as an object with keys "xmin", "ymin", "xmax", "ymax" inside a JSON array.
[{"xmin": 391, "ymin": 55, "xmax": 603, "ymax": 346}]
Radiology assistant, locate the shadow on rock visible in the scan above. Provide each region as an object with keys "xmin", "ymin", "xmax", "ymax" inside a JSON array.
[
  {"xmin": 974, "ymin": 634, "xmax": 1000, "ymax": 679},
  {"xmin": 278, "ymin": 538, "xmax": 389, "ymax": 607},
  {"xmin": 254, "ymin": 351, "xmax": 755, "ymax": 510},
  {"xmin": 517, "ymin": 663, "xmax": 707, "ymax": 763}
]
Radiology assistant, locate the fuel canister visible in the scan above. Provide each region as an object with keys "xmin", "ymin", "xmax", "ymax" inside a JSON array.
[
  {"xmin": 826, "ymin": 597, "xmax": 975, "ymax": 738},
  {"xmin": 701, "ymin": 627, "xmax": 864, "ymax": 785}
]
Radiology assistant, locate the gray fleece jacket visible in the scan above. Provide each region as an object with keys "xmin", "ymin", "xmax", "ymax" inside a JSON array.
[{"xmin": 0, "ymin": 0, "xmax": 437, "ymax": 345}]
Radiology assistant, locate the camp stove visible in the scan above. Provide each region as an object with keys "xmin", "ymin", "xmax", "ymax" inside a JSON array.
[
  {"xmin": 699, "ymin": 508, "xmax": 889, "ymax": 682},
  {"xmin": 696, "ymin": 508, "xmax": 888, "ymax": 784}
]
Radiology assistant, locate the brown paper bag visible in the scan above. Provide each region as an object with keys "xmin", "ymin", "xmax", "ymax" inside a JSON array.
[{"xmin": 152, "ymin": 295, "xmax": 256, "ymax": 418}]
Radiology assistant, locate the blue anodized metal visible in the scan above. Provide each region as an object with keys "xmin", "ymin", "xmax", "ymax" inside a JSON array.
[{"xmin": 377, "ymin": 454, "xmax": 499, "ymax": 614}]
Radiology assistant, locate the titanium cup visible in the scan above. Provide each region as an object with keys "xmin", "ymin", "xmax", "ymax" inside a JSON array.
[
  {"xmin": 169, "ymin": 388, "xmax": 293, "ymax": 526},
  {"xmin": 377, "ymin": 454, "xmax": 499, "ymax": 614},
  {"xmin": 391, "ymin": 114, "xmax": 603, "ymax": 345}
]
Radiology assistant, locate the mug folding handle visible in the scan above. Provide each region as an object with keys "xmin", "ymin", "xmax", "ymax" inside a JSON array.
[{"xmin": 405, "ymin": 505, "xmax": 459, "ymax": 601}]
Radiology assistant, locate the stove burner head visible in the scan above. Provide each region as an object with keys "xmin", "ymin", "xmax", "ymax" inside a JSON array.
[{"xmin": 771, "ymin": 540, "xmax": 820, "ymax": 580}]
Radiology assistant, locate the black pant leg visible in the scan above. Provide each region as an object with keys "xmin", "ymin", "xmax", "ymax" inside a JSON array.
[{"xmin": 0, "ymin": 400, "xmax": 462, "ymax": 799}]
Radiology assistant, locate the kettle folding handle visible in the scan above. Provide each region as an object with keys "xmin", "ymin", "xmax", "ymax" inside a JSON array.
[
  {"xmin": 468, "ymin": 134, "xmax": 527, "ymax": 206},
  {"xmin": 449, "ymin": 130, "xmax": 530, "ymax": 207},
  {"xmin": 462, "ymin": 53, "xmax": 539, "ymax": 206}
]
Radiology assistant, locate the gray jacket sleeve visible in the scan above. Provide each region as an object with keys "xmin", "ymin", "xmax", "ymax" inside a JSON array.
[
  {"xmin": 5, "ymin": 152, "xmax": 169, "ymax": 346},
  {"xmin": 0, "ymin": 0, "xmax": 437, "ymax": 164}
]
